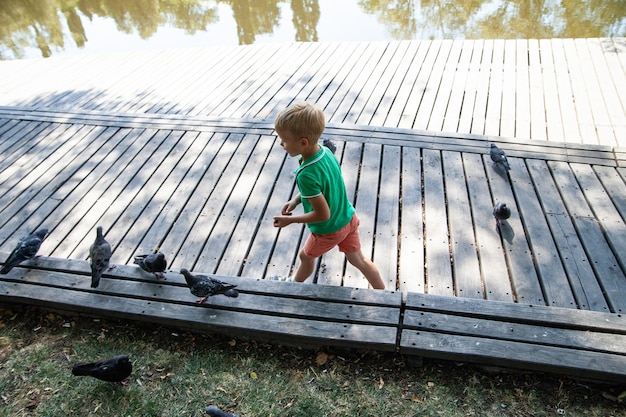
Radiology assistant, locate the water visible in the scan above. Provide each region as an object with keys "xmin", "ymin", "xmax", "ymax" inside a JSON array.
[{"xmin": 0, "ymin": 0, "xmax": 624, "ymax": 60}]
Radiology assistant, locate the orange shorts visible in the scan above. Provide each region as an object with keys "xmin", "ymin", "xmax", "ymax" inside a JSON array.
[{"xmin": 303, "ymin": 214, "xmax": 361, "ymax": 258}]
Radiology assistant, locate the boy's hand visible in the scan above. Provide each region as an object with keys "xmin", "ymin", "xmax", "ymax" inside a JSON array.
[{"xmin": 273, "ymin": 215, "xmax": 293, "ymax": 228}]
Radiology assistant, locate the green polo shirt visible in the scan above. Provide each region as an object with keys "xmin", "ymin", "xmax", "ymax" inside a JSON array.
[{"xmin": 295, "ymin": 145, "xmax": 355, "ymax": 235}]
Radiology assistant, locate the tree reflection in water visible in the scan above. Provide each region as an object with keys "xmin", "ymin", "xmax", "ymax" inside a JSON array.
[{"xmin": 0, "ymin": 0, "xmax": 624, "ymax": 60}]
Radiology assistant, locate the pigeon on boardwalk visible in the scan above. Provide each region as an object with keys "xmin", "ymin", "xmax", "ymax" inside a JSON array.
[
  {"xmin": 89, "ymin": 226, "xmax": 112, "ymax": 288},
  {"xmin": 489, "ymin": 143, "xmax": 510, "ymax": 170},
  {"xmin": 180, "ymin": 269, "xmax": 239, "ymax": 303},
  {"xmin": 323, "ymin": 138, "xmax": 337, "ymax": 154},
  {"xmin": 493, "ymin": 202, "xmax": 511, "ymax": 226},
  {"xmin": 0, "ymin": 228, "xmax": 48, "ymax": 274},
  {"xmin": 134, "ymin": 251, "xmax": 167, "ymax": 278},
  {"xmin": 72, "ymin": 355, "xmax": 132, "ymax": 384},
  {"xmin": 205, "ymin": 405, "xmax": 239, "ymax": 417}
]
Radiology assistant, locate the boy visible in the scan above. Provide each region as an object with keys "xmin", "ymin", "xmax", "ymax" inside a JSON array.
[{"xmin": 272, "ymin": 102, "xmax": 385, "ymax": 290}]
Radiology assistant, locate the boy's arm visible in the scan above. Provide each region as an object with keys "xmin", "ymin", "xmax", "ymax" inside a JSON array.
[{"xmin": 273, "ymin": 194, "xmax": 330, "ymax": 228}]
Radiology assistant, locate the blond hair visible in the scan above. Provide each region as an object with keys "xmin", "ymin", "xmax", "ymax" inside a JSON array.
[{"xmin": 274, "ymin": 102, "xmax": 326, "ymax": 142}]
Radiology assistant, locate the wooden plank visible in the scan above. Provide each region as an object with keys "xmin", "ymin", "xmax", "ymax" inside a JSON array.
[
  {"xmin": 549, "ymin": 161, "xmax": 626, "ymax": 313},
  {"xmin": 594, "ymin": 165, "xmax": 626, "ymax": 222},
  {"xmin": 399, "ymin": 330, "xmax": 626, "ymax": 383},
  {"xmin": 540, "ymin": 39, "xmax": 565, "ymax": 143},
  {"xmin": 194, "ymin": 135, "xmax": 275, "ymax": 272},
  {"xmin": 470, "ymin": 39, "xmax": 493, "ymax": 135},
  {"xmin": 344, "ymin": 143, "xmax": 381, "ymax": 288},
  {"xmin": 404, "ymin": 292, "xmax": 626, "ymax": 332},
  {"xmin": 414, "ymin": 40, "xmax": 452, "ymax": 131},
  {"xmin": 445, "ymin": 39, "xmax": 474, "ymax": 134},
  {"xmin": 216, "ymin": 136, "xmax": 286, "ymax": 277},
  {"xmin": 359, "ymin": 41, "xmax": 412, "ymax": 126},
  {"xmin": 562, "ymin": 39, "xmax": 600, "ymax": 145},
  {"xmin": 484, "ymin": 39, "xmax": 504, "ymax": 137},
  {"xmin": 46, "ymin": 128, "xmax": 179, "ymax": 258},
  {"xmin": 115, "ymin": 131, "xmax": 229, "ymax": 261},
  {"xmin": 373, "ymin": 145, "xmax": 400, "ymax": 290},
  {"xmin": 442, "ymin": 151, "xmax": 483, "ymax": 298},
  {"xmin": 402, "ymin": 310, "xmax": 626, "ymax": 355},
  {"xmin": 574, "ymin": 39, "xmax": 616, "ymax": 146},
  {"xmin": 463, "ymin": 152, "xmax": 512, "ymax": 301},
  {"xmin": 571, "ymin": 163, "xmax": 626, "ymax": 273},
  {"xmin": 485, "ymin": 154, "xmax": 545, "ymax": 305},
  {"xmin": 508, "ymin": 158, "xmax": 577, "ymax": 308},
  {"xmin": 327, "ymin": 42, "xmax": 389, "ymax": 124},
  {"xmin": 527, "ymin": 39, "xmax": 547, "ymax": 141},
  {"xmin": 423, "ymin": 149, "xmax": 453, "ymax": 296},
  {"xmin": 515, "ymin": 39, "xmax": 531, "ymax": 140},
  {"xmin": 0, "ymin": 276, "xmax": 398, "ymax": 351},
  {"xmin": 398, "ymin": 147, "xmax": 425, "ymax": 293},
  {"xmin": 499, "ymin": 39, "xmax": 516, "ymax": 138},
  {"xmin": 526, "ymin": 159, "xmax": 609, "ymax": 311},
  {"xmin": 428, "ymin": 39, "xmax": 464, "ymax": 132}
]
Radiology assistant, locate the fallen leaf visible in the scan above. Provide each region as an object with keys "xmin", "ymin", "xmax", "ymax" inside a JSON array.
[
  {"xmin": 412, "ymin": 395, "xmax": 422, "ymax": 403},
  {"xmin": 250, "ymin": 371, "xmax": 258, "ymax": 379},
  {"xmin": 378, "ymin": 376, "xmax": 385, "ymax": 390},
  {"xmin": 316, "ymin": 352, "xmax": 328, "ymax": 366},
  {"xmin": 228, "ymin": 339, "xmax": 236, "ymax": 347},
  {"xmin": 427, "ymin": 381, "xmax": 435, "ymax": 388}
]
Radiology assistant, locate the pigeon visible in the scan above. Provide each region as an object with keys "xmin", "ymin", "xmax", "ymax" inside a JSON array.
[
  {"xmin": 493, "ymin": 202, "xmax": 511, "ymax": 226},
  {"xmin": 489, "ymin": 143, "xmax": 510, "ymax": 170},
  {"xmin": 134, "ymin": 251, "xmax": 167, "ymax": 278},
  {"xmin": 0, "ymin": 228, "xmax": 48, "ymax": 274},
  {"xmin": 180, "ymin": 269, "xmax": 239, "ymax": 303},
  {"xmin": 205, "ymin": 405, "xmax": 239, "ymax": 417},
  {"xmin": 323, "ymin": 138, "xmax": 337, "ymax": 154},
  {"xmin": 71, "ymin": 355, "xmax": 132, "ymax": 384},
  {"xmin": 89, "ymin": 226, "xmax": 112, "ymax": 288}
]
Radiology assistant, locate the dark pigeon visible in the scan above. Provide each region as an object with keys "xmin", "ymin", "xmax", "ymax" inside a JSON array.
[
  {"xmin": 323, "ymin": 138, "xmax": 337, "ymax": 154},
  {"xmin": 493, "ymin": 202, "xmax": 511, "ymax": 226},
  {"xmin": 205, "ymin": 405, "xmax": 239, "ymax": 417},
  {"xmin": 489, "ymin": 143, "xmax": 510, "ymax": 170},
  {"xmin": 134, "ymin": 252, "xmax": 167, "ymax": 278},
  {"xmin": 89, "ymin": 226, "xmax": 111, "ymax": 288},
  {"xmin": 72, "ymin": 355, "xmax": 132, "ymax": 384},
  {"xmin": 0, "ymin": 228, "xmax": 48, "ymax": 274},
  {"xmin": 180, "ymin": 269, "xmax": 239, "ymax": 303}
]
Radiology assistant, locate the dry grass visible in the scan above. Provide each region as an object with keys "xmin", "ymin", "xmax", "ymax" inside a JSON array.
[{"xmin": 0, "ymin": 305, "xmax": 624, "ymax": 417}]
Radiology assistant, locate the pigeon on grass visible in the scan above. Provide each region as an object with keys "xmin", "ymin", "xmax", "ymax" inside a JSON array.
[
  {"xmin": 0, "ymin": 228, "xmax": 48, "ymax": 274},
  {"xmin": 134, "ymin": 251, "xmax": 167, "ymax": 278},
  {"xmin": 180, "ymin": 269, "xmax": 239, "ymax": 303},
  {"xmin": 205, "ymin": 405, "xmax": 239, "ymax": 417},
  {"xmin": 72, "ymin": 355, "xmax": 132, "ymax": 385},
  {"xmin": 89, "ymin": 226, "xmax": 112, "ymax": 288},
  {"xmin": 493, "ymin": 202, "xmax": 511, "ymax": 227},
  {"xmin": 489, "ymin": 143, "xmax": 510, "ymax": 170}
]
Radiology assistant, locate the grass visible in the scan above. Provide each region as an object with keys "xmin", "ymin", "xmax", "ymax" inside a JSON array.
[{"xmin": 0, "ymin": 305, "xmax": 624, "ymax": 417}]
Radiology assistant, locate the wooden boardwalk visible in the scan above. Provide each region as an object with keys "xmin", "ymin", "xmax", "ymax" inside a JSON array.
[
  {"xmin": 1, "ymin": 39, "xmax": 626, "ymax": 380},
  {"xmin": 0, "ymin": 38, "xmax": 625, "ymax": 148}
]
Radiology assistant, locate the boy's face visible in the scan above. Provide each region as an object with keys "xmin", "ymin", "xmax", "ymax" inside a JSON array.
[{"xmin": 276, "ymin": 129, "xmax": 306, "ymax": 157}]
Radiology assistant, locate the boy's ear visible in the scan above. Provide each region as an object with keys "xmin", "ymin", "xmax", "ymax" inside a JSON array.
[{"xmin": 300, "ymin": 137, "xmax": 310, "ymax": 146}]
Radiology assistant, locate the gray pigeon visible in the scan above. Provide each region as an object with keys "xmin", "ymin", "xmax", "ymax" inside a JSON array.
[
  {"xmin": 323, "ymin": 138, "xmax": 337, "ymax": 154},
  {"xmin": 72, "ymin": 355, "xmax": 132, "ymax": 384},
  {"xmin": 205, "ymin": 405, "xmax": 239, "ymax": 417},
  {"xmin": 89, "ymin": 226, "xmax": 111, "ymax": 288},
  {"xmin": 180, "ymin": 269, "xmax": 239, "ymax": 303},
  {"xmin": 489, "ymin": 143, "xmax": 510, "ymax": 170},
  {"xmin": 493, "ymin": 202, "xmax": 511, "ymax": 226},
  {"xmin": 0, "ymin": 228, "xmax": 48, "ymax": 274},
  {"xmin": 134, "ymin": 251, "xmax": 167, "ymax": 278}
]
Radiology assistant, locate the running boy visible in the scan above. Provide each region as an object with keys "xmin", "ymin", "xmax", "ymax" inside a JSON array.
[{"xmin": 272, "ymin": 102, "xmax": 385, "ymax": 289}]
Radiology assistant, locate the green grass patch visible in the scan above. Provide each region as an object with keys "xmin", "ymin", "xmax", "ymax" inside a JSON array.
[{"xmin": 0, "ymin": 306, "xmax": 624, "ymax": 416}]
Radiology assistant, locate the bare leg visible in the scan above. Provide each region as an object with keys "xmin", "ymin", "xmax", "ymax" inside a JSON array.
[
  {"xmin": 294, "ymin": 249, "xmax": 316, "ymax": 282},
  {"xmin": 344, "ymin": 250, "xmax": 385, "ymax": 289}
]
